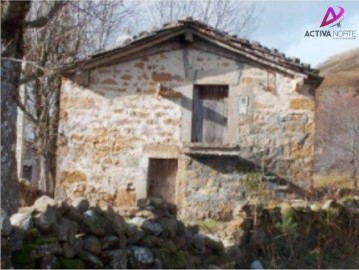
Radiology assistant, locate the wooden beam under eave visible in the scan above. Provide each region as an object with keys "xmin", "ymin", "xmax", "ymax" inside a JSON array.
[
  {"xmin": 80, "ymin": 30, "xmax": 187, "ymax": 71},
  {"xmin": 185, "ymin": 30, "xmax": 193, "ymax": 42}
]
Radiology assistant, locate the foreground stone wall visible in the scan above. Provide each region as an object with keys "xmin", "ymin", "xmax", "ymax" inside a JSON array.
[
  {"xmin": 56, "ymin": 42, "xmax": 316, "ymax": 214},
  {"xmin": 2, "ymin": 196, "xmax": 358, "ymax": 269},
  {"xmin": 1, "ymin": 196, "xmax": 229, "ymax": 269}
]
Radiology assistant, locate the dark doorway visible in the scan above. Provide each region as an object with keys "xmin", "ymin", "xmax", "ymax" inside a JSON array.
[
  {"xmin": 192, "ymin": 85, "xmax": 228, "ymax": 144},
  {"xmin": 148, "ymin": 159, "xmax": 178, "ymax": 204}
]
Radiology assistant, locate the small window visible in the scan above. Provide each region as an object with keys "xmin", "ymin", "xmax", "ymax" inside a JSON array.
[{"xmin": 197, "ymin": 85, "xmax": 229, "ymax": 100}]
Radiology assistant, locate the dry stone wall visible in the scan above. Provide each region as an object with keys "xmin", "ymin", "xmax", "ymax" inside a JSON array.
[
  {"xmin": 0, "ymin": 196, "xmax": 231, "ymax": 269},
  {"xmin": 2, "ymin": 196, "xmax": 358, "ymax": 269},
  {"xmin": 56, "ymin": 44, "xmax": 316, "ymax": 216}
]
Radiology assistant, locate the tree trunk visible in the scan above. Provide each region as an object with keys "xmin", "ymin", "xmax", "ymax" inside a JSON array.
[
  {"xmin": 48, "ymin": 76, "xmax": 61, "ymax": 195},
  {"xmin": 1, "ymin": 1, "xmax": 31, "ymax": 215},
  {"xmin": 39, "ymin": 154, "xmax": 51, "ymax": 194},
  {"xmin": 37, "ymin": 75, "xmax": 61, "ymax": 196}
]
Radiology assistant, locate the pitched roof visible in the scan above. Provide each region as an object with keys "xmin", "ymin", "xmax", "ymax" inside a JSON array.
[{"xmin": 60, "ymin": 18, "xmax": 322, "ymax": 84}]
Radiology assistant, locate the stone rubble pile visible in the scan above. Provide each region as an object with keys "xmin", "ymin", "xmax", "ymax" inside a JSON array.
[{"xmin": 1, "ymin": 196, "xmax": 233, "ymax": 269}]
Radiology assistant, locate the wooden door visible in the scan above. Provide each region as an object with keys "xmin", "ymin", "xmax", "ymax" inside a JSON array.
[
  {"xmin": 148, "ymin": 159, "xmax": 178, "ymax": 204},
  {"xmin": 192, "ymin": 85, "xmax": 228, "ymax": 144}
]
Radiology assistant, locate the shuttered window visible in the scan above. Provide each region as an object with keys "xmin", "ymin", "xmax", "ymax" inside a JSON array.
[{"xmin": 192, "ymin": 85, "xmax": 228, "ymax": 143}]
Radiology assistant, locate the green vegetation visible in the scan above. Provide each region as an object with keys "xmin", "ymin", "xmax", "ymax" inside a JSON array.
[
  {"xmin": 12, "ymin": 244, "xmax": 38, "ymax": 265},
  {"xmin": 243, "ymin": 172, "xmax": 263, "ymax": 195},
  {"xmin": 182, "ymin": 218, "xmax": 224, "ymax": 234},
  {"xmin": 60, "ymin": 258, "xmax": 86, "ymax": 269},
  {"xmin": 275, "ymin": 207, "xmax": 299, "ymax": 236},
  {"xmin": 259, "ymin": 204, "xmax": 359, "ymax": 269},
  {"xmin": 23, "ymin": 228, "xmax": 40, "ymax": 244},
  {"xmin": 197, "ymin": 219, "xmax": 223, "ymax": 233},
  {"xmin": 33, "ymin": 236, "xmax": 58, "ymax": 245},
  {"xmin": 152, "ymin": 248, "xmax": 189, "ymax": 269}
]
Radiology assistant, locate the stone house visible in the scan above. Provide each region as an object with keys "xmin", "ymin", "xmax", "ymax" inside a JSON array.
[{"xmin": 56, "ymin": 19, "xmax": 323, "ymax": 218}]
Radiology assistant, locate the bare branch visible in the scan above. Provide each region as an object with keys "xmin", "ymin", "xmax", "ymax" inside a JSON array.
[
  {"xmin": 25, "ymin": 1, "xmax": 66, "ymax": 28},
  {"xmin": 148, "ymin": 0, "xmax": 259, "ymax": 36},
  {"xmin": 16, "ymin": 97, "xmax": 39, "ymax": 125},
  {"xmin": 1, "ymin": 57, "xmax": 53, "ymax": 72},
  {"xmin": 20, "ymin": 69, "xmax": 44, "ymax": 85},
  {"xmin": 19, "ymin": 0, "xmax": 137, "ymax": 194}
]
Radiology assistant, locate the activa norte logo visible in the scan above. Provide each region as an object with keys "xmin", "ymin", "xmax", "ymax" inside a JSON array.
[
  {"xmin": 320, "ymin": 6, "xmax": 345, "ymax": 28},
  {"xmin": 305, "ymin": 6, "xmax": 357, "ymax": 39}
]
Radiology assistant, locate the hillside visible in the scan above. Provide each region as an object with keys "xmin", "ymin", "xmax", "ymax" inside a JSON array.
[
  {"xmin": 318, "ymin": 47, "xmax": 359, "ymax": 74},
  {"xmin": 314, "ymin": 47, "xmax": 359, "ymax": 188},
  {"xmin": 316, "ymin": 47, "xmax": 359, "ymax": 89}
]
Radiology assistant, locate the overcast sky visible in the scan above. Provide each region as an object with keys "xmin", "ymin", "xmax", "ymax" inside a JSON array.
[{"xmin": 251, "ymin": 1, "xmax": 359, "ymax": 67}]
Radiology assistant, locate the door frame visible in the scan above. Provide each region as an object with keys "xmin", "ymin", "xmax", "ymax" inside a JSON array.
[
  {"xmin": 147, "ymin": 158, "xmax": 178, "ymax": 204},
  {"xmin": 138, "ymin": 147, "xmax": 180, "ymax": 205}
]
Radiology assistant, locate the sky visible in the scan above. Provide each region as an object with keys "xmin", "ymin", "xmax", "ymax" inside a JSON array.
[
  {"xmin": 122, "ymin": 1, "xmax": 359, "ymax": 67},
  {"xmin": 248, "ymin": 1, "xmax": 359, "ymax": 67}
]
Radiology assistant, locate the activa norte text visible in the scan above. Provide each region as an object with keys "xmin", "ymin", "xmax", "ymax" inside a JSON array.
[{"xmin": 304, "ymin": 30, "xmax": 357, "ymax": 39}]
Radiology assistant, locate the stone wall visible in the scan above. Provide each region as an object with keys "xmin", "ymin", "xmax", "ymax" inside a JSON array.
[
  {"xmin": 1, "ymin": 196, "xmax": 230, "ymax": 269},
  {"xmin": 2, "ymin": 196, "xmax": 358, "ymax": 269},
  {"xmin": 56, "ymin": 41, "xmax": 316, "ymax": 216},
  {"xmin": 178, "ymin": 156, "xmax": 247, "ymax": 219}
]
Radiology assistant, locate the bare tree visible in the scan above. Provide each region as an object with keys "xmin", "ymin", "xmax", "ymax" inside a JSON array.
[
  {"xmin": 18, "ymin": 1, "xmax": 135, "ymax": 196},
  {"xmin": 315, "ymin": 91, "xmax": 359, "ymax": 188},
  {"xmin": 66, "ymin": 1, "xmax": 136, "ymax": 55},
  {"xmin": 1, "ymin": 1, "xmax": 31, "ymax": 215},
  {"xmin": 1, "ymin": 0, "xmax": 62, "ymax": 215},
  {"xmin": 147, "ymin": 0, "xmax": 259, "ymax": 36}
]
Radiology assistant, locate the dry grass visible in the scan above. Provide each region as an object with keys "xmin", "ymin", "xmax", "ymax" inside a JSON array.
[
  {"xmin": 313, "ymin": 172, "xmax": 356, "ymax": 188},
  {"xmin": 318, "ymin": 72, "xmax": 359, "ymax": 88},
  {"xmin": 316, "ymin": 48, "xmax": 359, "ymax": 94},
  {"xmin": 317, "ymin": 47, "xmax": 359, "ymax": 75},
  {"xmin": 182, "ymin": 218, "xmax": 224, "ymax": 234},
  {"xmin": 18, "ymin": 178, "xmax": 44, "ymax": 207}
]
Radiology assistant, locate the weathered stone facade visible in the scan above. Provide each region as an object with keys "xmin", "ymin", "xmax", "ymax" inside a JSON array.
[{"xmin": 56, "ymin": 20, "xmax": 321, "ymax": 218}]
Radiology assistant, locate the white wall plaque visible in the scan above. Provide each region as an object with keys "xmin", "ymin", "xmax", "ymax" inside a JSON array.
[{"xmin": 239, "ymin": 96, "xmax": 249, "ymax": 115}]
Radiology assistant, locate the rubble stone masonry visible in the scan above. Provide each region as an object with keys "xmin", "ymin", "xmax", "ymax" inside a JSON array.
[{"xmin": 56, "ymin": 44, "xmax": 316, "ymax": 218}]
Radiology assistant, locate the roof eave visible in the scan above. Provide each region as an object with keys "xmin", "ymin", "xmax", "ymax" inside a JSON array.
[{"xmin": 57, "ymin": 21, "xmax": 322, "ymax": 84}]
